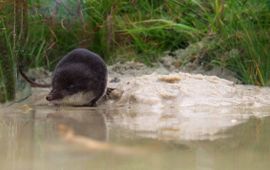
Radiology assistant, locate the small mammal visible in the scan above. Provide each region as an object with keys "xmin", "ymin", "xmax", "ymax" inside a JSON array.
[{"xmin": 20, "ymin": 48, "xmax": 108, "ymax": 107}]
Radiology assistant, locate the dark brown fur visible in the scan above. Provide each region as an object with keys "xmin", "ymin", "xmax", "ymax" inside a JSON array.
[{"xmin": 20, "ymin": 48, "xmax": 110, "ymax": 107}]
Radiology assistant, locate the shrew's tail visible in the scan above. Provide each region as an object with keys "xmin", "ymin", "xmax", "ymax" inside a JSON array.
[{"xmin": 19, "ymin": 67, "xmax": 51, "ymax": 88}]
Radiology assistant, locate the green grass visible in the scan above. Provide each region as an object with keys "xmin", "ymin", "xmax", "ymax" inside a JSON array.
[
  {"xmin": 0, "ymin": 18, "xmax": 16, "ymax": 102},
  {"xmin": 1, "ymin": 0, "xmax": 270, "ymax": 102},
  {"xmin": 216, "ymin": 0, "xmax": 270, "ymax": 85}
]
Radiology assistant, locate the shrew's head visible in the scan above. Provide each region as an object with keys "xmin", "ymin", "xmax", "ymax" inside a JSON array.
[{"xmin": 46, "ymin": 64, "xmax": 95, "ymax": 106}]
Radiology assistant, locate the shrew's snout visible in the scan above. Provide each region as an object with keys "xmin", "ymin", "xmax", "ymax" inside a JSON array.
[
  {"xmin": 46, "ymin": 94, "xmax": 54, "ymax": 101},
  {"xmin": 46, "ymin": 90, "xmax": 63, "ymax": 101}
]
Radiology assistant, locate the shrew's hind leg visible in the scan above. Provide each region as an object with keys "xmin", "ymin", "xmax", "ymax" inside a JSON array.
[
  {"xmin": 85, "ymin": 88, "xmax": 114, "ymax": 107},
  {"xmin": 86, "ymin": 95, "xmax": 101, "ymax": 107},
  {"xmin": 88, "ymin": 100, "xmax": 97, "ymax": 107}
]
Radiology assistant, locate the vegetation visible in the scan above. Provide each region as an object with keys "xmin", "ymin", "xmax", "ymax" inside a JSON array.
[{"xmin": 0, "ymin": 0, "xmax": 270, "ymax": 102}]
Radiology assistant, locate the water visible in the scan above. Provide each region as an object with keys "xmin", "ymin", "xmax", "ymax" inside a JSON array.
[{"xmin": 0, "ymin": 103, "xmax": 270, "ymax": 170}]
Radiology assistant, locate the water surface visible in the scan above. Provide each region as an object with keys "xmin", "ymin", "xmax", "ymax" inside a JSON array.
[{"xmin": 0, "ymin": 104, "xmax": 270, "ymax": 170}]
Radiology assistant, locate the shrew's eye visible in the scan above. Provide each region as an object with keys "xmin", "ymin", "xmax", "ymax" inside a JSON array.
[{"xmin": 66, "ymin": 84, "xmax": 76, "ymax": 91}]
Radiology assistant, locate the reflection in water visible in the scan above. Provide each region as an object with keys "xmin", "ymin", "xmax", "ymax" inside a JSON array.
[
  {"xmin": 0, "ymin": 104, "xmax": 270, "ymax": 170},
  {"xmin": 46, "ymin": 109, "xmax": 107, "ymax": 141},
  {"xmin": 192, "ymin": 116, "xmax": 270, "ymax": 170},
  {"xmin": 0, "ymin": 106, "xmax": 108, "ymax": 170},
  {"xmin": 107, "ymin": 105, "xmax": 270, "ymax": 141},
  {"xmin": 0, "ymin": 112, "xmax": 34, "ymax": 170}
]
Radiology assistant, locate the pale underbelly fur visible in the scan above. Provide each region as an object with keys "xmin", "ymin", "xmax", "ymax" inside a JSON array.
[{"xmin": 51, "ymin": 91, "xmax": 95, "ymax": 106}]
